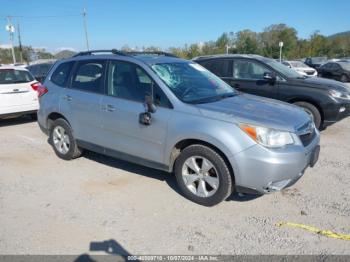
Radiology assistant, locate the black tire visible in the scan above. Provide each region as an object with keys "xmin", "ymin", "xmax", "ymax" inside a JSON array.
[
  {"xmin": 293, "ymin": 101, "xmax": 322, "ymax": 130},
  {"xmin": 174, "ymin": 144, "xmax": 233, "ymax": 206},
  {"xmin": 340, "ymin": 74, "xmax": 349, "ymax": 83},
  {"xmin": 49, "ymin": 118, "xmax": 82, "ymax": 160}
]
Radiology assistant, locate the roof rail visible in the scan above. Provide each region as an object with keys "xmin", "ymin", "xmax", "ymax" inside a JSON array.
[
  {"xmin": 127, "ymin": 51, "xmax": 178, "ymax": 58},
  {"xmin": 73, "ymin": 49, "xmax": 126, "ymax": 57}
]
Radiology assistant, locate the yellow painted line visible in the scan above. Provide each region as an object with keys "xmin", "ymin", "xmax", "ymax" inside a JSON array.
[{"xmin": 276, "ymin": 222, "xmax": 350, "ymax": 241}]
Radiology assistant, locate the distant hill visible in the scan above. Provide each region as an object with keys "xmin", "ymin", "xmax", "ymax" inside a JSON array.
[
  {"xmin": 55, "ymin": 50, "xmax": 77, "ymax": 59},
  {"xmin": 328, "ymin": 31, "xmax": 350, "ymax": 39}
]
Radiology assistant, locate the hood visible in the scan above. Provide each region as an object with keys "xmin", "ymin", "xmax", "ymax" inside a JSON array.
[
  {"xmin": 195, "ymin": 94, "xmax": 311, "ymax": 132},
  {"xmin": 290, "ymin": 77, "xmax": 350, "ymax": 93}
]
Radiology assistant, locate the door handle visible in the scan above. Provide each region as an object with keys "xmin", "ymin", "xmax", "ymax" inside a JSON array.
[
  {"xmin": 63, "ymin": 95, "xmax": 72, "ymax": 101},
  {"xmin": 233, "ymin": 83, "xmax": 241, "ymax": 89}
]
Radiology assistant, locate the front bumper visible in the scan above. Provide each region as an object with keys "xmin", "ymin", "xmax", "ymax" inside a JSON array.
[
  {"xmin": 230, "ymin": 131, "xmax": 320, "ymax": 194},
  {"xmin": 323, "ymin": 99, "xmax": 350, "ymax": 127}
]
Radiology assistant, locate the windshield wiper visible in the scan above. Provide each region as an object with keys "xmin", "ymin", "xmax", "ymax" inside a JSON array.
[{"xmin": 188, "ymin": 93, "xmax": 237, "ymax": 104}]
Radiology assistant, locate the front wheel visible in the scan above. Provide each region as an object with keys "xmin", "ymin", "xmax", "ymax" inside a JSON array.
[
  {"xmin": 293, "ymin": 101, "xmax": 322, "ymax": 130},
  {"xmin": 49, "ymin": 118, "xmax": 83, "ymax": 160},
  {"xmin": 174, "ymin": 145, "xmax": 233, "ymax": 206}
]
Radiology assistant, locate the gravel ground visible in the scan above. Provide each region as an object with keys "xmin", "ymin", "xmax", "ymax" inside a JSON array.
[{"xmin": 0, "ymin": 115, "xmax": 349, "ymax": 256}]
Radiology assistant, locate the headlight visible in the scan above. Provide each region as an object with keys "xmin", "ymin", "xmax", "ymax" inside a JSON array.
[
  {"xmin": 239, "ymin": 124, "xmax": 294, "ymax": 148},
  {"xmin": 329, "ymin": 90, "xmax": 350, "ymax": 100}
]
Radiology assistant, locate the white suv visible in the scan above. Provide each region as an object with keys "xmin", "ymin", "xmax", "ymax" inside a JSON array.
[{"xmin": 0, "ymin": 66, "xmax": 39, "ymax": 119}]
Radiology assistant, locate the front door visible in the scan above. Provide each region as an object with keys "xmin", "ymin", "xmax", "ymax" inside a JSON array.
[
  {"xmin": 226, "ymin": 59, "xmax": 278, "ymax": 99},
  {"xmin": 99, "ymin": 60, "xmax": 172, "ymax": 165}
]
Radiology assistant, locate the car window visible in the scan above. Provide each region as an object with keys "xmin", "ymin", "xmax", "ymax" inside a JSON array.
[
  {"xmin": 0, "ymin": 69, "xmax": 34, "ymax": 84},
  {"xmin": 151, "ymin": 62, "xmax": 236, "ymax": 104},
  {"xmin": 108, "ymin": 61, "xmax": 171, "ymax": 107},
  {"xmin": 51, "ymin": 61, "xmax": 74, "ymax": 87},
  {"xmin": 71, "ymin": 60, "xmax": 105, "ymax": 93},
  {"xmin": 39, "ymin": 64, "xmax": 52, "ymax": 75},
  {"xmin": 322, "ymin": 63, "xmax": 330, "ymax": 69},
  {"xmin": 233, "ymin": 60, "xmax": 271, "ymax": 80},
  {"xmin": 332, "ymin": 63, "xmax": 341, "ymax": 70},
  {"xmin": 199, "ymin": 59, "xmax": 232, "ymax": 78}
]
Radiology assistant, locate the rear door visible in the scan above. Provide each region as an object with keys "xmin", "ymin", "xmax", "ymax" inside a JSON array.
[
  {"xmin": 99, "ymin": 60, "xmax": 172, "ymax": 164},
  {"xmin": 59, "ymin": 59, "xmax": 106, "ymax": 145},
  {"xmin": 0, "ymin": 69, "xmax": 38, "ymax": 112},
  {"xmin": 228, "ymin": 59, "xmax": 278, "ymax": 99}
]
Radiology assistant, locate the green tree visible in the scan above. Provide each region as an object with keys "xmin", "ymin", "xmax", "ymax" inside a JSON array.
[
  {"xmin": 235, "ymin": 30, "xmax": 260, "ymax": 54},
  {"xmin": 260, "ymin": 24, "xmax": 298, "ymax": 59}
]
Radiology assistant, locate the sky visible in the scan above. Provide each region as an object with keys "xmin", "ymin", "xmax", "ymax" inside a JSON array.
[{"xmin": 0, "ymin": 0, "xmax": 349, "ymax": 53}]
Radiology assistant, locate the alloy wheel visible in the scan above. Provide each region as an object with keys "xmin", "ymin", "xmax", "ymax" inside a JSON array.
[
  {"xmin": 52, "ymin": 126, "xmax": 70, "ymax": 155},
  {"xmin": 181, "ymin": 156, "xmax": 219, "ymax": 198}
]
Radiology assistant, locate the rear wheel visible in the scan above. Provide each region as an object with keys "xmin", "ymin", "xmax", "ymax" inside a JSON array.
[
  {"xmin": 340, "ymin": 74, "xmax": 349, "ymax": 83},
  {"xmin": 293, "ymin": 101, "xmax": 322, "ymax": 130},
  {"xmin": 49, "ymin": 118, "xmax": 82, "ymax": 160},
  {"xmin": 174, "ymin": 144, "xmax": 233, "ymax": 206}
]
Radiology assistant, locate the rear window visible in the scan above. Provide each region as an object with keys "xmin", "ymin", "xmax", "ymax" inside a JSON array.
[{"xmin": 0, "ymin": 69, "xmax": 34, "ymax": 84}]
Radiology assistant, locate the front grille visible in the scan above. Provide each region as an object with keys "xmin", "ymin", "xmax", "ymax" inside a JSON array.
[
  {"xmin": 306, "ymin": 71, "xmax": 315, "ymax": 75},
  {"xmin": 299, "ymin": 129, "xmax": 316, "ymax": 147}
]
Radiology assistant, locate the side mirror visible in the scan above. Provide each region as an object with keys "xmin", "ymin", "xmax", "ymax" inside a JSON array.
[
  {"xmin": 139, "ymin": 95, "xmax": 157, "ymax": 126},
  {"xmin": 263, "ymin": 72, "xmax": 277, "ymax": 84},
  {"xmin": 139, "ymin": 112, "xmax": 152, "ymax": 126}
]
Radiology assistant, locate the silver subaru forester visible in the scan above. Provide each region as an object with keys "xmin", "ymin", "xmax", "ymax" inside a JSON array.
[{"xmin": 37, "ymin": 50, "xmax": 320, "ymax": 206}]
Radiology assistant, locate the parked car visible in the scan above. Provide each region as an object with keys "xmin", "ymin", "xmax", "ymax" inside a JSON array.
[
  {"xmin": 27, "ymin": 61, "xmax": 55, "ymax": 83},
  {"xmin": 304, "ymin": 57, "xmax": 327, "ymax": 69},
  {"xmin": 0, "ymin": 66, "xmax": 39, "ymax": 119},
  {"xmin": 193, "ymin": 54, "xmax": 350, "ymax": 130},
  {"xmin": 37, "ymin": 50, "xmax": 320, "ymax": 206},
  {"xmin": 318, "ymin": 62, "xmax": 350, "ymax": 83},
  {"xmin": 281, "ymin": 60, "xmax": 317, "ymax": 77}
]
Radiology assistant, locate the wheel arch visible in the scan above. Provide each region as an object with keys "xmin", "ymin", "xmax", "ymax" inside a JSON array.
[
  {"xmin": 47, "ymin": 112, "xmax": 71, "ymax": 131},
  {"xmin": 286, "ymin": 97, "xmax": 324, "ymax": 123},
  {"xmin": 169, "ymin": 139, "xmax": 235, "ymax": 184}
]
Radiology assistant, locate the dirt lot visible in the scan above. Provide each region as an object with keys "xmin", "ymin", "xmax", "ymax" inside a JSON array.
[{"xmin": 0, "ymin": 114, "xmax": 349, "ymax": 256}]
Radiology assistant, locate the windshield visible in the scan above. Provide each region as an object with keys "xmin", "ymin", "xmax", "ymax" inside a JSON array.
[
  {"xmin": 0, "ymin": 69, "xmax": 34, "ymax": 84},
  {"xmin": 290, "ymin": 61, "xmax": 308, "ymax": 68},
  {"xmin": 151, "ymin": 62, "xmax": 236, "ymax": 103},
  {"xmin": 264, "ymin": 59, "xmax": 303, "ymax": 78}
]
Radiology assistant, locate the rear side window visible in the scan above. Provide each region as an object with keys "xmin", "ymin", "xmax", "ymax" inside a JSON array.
[
  {"xmin": 51, "ymin": 62, "xmax": 74, "ymax": 87},
  {"xmin": 199, "ymin": 59, "xmax": 232, "ymax": 78},
  {"xmin": 0, "ymin": 69, "xmax": 34, "ymax": 84},
  {"xmin": 71, "ymin": 60, "xmax": 106, "ymax": 93}
]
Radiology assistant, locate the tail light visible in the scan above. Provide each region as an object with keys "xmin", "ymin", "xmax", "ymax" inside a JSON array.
[
  {"xmin": 37, "ymin": 85, "xmax": 48, "ymax": 98},
  {"xmin": 31, "ymin": 82, "xmax": 40, "ymax": 91}
]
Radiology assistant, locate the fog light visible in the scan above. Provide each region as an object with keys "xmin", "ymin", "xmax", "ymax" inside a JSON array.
[{"xmin": 339, "ymin": 107, "xmax": 346, "ymax": 113}]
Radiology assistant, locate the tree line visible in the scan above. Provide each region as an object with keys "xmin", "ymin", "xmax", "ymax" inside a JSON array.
[
  {"xmin": 1, "ymin": 23, "xmax": 349, "ymax": 64},
  {"xmin": 166, "ymin": 24, "xmax": 350, "ymax": 60}
]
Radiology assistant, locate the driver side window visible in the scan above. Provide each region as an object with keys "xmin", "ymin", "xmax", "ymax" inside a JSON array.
[
  {"xmin": 233, "ymin": 60, "xmax": 272, "ymax": 80},
  {"xmin": 107, "ymin": 61, "xmax": 171, "ymax": 108}
]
